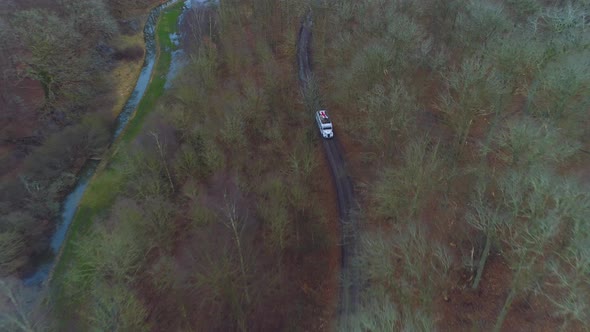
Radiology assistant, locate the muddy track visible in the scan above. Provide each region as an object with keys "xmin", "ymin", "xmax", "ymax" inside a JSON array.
[{"xmin": 296, "ymin": 10, "xmax": 360, "ymax": 325}]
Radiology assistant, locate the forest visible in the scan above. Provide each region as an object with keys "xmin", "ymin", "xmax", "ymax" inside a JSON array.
[
  {"xmin": 0, "ymin": 0, "xmax": 157, "ymax": 278},
  {"xmin": 311, "ymin": 0, "xmax": 590, "ymax": 330},
  {"xmin": 1, "ymin": 0, "xmax": 589, "ymax": 331}
]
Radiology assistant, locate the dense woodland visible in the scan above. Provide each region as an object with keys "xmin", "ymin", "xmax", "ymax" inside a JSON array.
[
  {"xmin": 1, "ymin": 0, "xmax": 590, "ymax": 331},
  {"xmin": 0, "ymin": 0, "xmax": 157, "ymax": 277},
  {"xmin": 4, "ymin": 0, "xmax": 338, "ymax": 331},
  {"xmin": 51, "ymin": 1, "xmax": 338, "ymax": 330},
  {"xmin": 311, "ymin": 0, "xmax": 590, "ymax": 330}
]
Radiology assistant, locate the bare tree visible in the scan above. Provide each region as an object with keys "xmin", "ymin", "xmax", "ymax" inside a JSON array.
[
  {"xmin": 60, "ymin": 0, "xmax": 119, "ymax": 44},
  {"xmin": 544, "ymin": 186, "xmax": 590, "ymax": 331},
  {"xmin": 122, "ymin": 150, "xmax": 173, "ymax": 200},
  {"xmin": 10, "ymin": 9, "xmax": 90, "ymax": 109},
  {"xmin": 0, "ymin": 278, "xmax": 47, "ymax": 332},
  {"xmin": 546, "ymin": 246, "xmax": 590, "ymax": 332},
  {"xmin": 493, "ymin": 168, "xmax": 567, "ymax": 331},
  {"xmin": 374, "ymin": 138, "xmax": 447, "ymax": 222},
  {"xmin": 487, "ymin": 30, "xmax": 544, "ymax": 93},
  {"xmin": 150, "ymin": 131, "xmax": 175, "ymax": 192},
  {"xmin": 455, "ymin": 0, "xmax": 510, "ymax": 50},
  {"xmin": 355, "ymin": 224, "xmax": 452, "ymax": 330},
  {"xmin": 467, "ymin": 182, "xmax": 506, "ymax": 289},
  {"xmin": 530, "ymin": 58, "xmax": 590, "ymax": 122},
  {"xmin": 345, "ymin": 290, "xmax": 399, "ymax": 332},
  {"xmin": 0, "ymin": 231, "xmax": 26, "ymax": 276},
  {"xmin": 257, "ymin": 177, "xmax": 291, "ymax": 254},
  {"xmin": 494, "ymin": 116, "xmax": 580, "ymax": 168},
  {"xmin": 192, "ymin": 243, "xmax": 247, "ymax": 331},
  {"xmin": 221, "ymin": 193, "xmax": 250, "ymax": 304},
  {"xmin": 494, "ymin": 210, "xmax": 560, "ymax": 332},
  {"xmin": 437, "ymin": 56, "xmax": 509, "ymax": 152},
  {"xmin": 358, "ymin": 80, "xmax": 418, "ymax": 153},
  {"xmin": 85, "ymin": 281, "xmax": 149, "ymax": 332},
  {"xmin": 541, "ymin": 3, "xmax": 590, "ymax": 50}
]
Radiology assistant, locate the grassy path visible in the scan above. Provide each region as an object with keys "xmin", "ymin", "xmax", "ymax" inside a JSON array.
[{"xmin": 50, "ymin": 1, "xmax": 184, "ymax": 288}]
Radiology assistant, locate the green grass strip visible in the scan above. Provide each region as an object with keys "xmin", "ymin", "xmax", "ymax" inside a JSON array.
[
  {"xmin": 122, "ymin": 3, "xmax": 183, "ymax": 141},
  {"xmin": 50, "ymin": 2, "xmax": 184, "ymax": 289}
]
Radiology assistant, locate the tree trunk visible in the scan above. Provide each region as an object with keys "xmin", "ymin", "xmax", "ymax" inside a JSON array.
[
  {"xmin": 150, "ymin": 132, "xmax": 174, "ymax": 192},
  {"xmin": 410, "ymin": 187, "xmax": 421, "ymax": 218},
  {"xmin": 493, "ymin": 286, "xmax": 517, "ymax": 332},
  {"xmin": 559, "ymin": 317, "xmax": 570, "ymax": 332},
  {"xmin": 472, "ymin": 233, "xmax": 492, "ymax": 289},
  {"xmin": 230, "ymin": 217, "xmax": 250, "ymax": 304}
]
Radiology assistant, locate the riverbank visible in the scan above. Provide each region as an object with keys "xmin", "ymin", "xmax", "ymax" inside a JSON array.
[
  {"xmin": 49, "ymin": 1, "xmax": 184, "ymax": 293},
  {"xmin": 110, "ymin": 29, "xmax": 150, "ymax": 119},
  {"xmin": 0, "ymin": 1, "xmax": 166, "ymax": 282},
  {"xmin": 19, "ymin": 5, "xmax": 158, "ymax": 286}
]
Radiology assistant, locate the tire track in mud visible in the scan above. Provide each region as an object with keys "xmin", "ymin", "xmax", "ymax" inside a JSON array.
[{"xmin": 296, "ymin": 9, "xmax": 360, "ymax": 326}]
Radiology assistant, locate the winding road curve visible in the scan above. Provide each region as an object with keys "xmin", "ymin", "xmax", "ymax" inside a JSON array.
[{"xmin": 296, "ymin": 10, "xmax": 360, "ymax": 325}]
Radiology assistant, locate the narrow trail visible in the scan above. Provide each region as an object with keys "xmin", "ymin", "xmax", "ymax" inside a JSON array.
[{"xmin": 296, "ymin": 10, "xmax": 360, "ymax": 327}]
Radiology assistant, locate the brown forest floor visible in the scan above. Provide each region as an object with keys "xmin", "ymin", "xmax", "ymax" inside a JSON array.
[
  {"xmin": 133, "ymin": 6, "xmax": 341, "ymax": 330},
  {"xmin": 330, "ymin": 64, "xmax": 586, "ymax": 330}
]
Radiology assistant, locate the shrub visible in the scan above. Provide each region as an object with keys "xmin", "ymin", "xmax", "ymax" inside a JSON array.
[
  {"xmin": 0, "ymin": 231, "xmax": 26, "ymax": 276},
  {"xmin": 112, "ymin": 45, "xmax": 144, "ymax": 61},
  {"xmin": 345, "ymin": 290, "xmax": 399, "ymax": 332},
  {"xmin": 0, "ymin": 278, "xmax": 48, "ymax": 331},
  {"xmin": 64, "ymin": 216, "xmax": 146, "ymax": 296},
  {"xmin": 2, "ymin": 211, "xmax": 47, "ymax": 257},
  {"xmin": 148, "ymin": 255, "xmax": 179, "ymax": 296},
  {"xmin": 0, "ymin": 180, "xmax": 28, "ymax": 211},
  {"xmin": 172, "ymin": 131, "xmax": 214, "ymax": 182},
  {"xmin": 257, "ymin": 177, "xmax": 291, "ymax": 252},
  {"xmin": 61, "ymin": 0, "xmax": 119, "ymax": 42},
  {"xmin": 220, "ymin": 110, "xmax": 247, "ymax": 150},
  {"xmin": 24, "ymin": 114, "xmax": 110, "ymax": 180},
  {"xmin": 191, "ymin": 204, "xmax": 216, "ymax": 228}
]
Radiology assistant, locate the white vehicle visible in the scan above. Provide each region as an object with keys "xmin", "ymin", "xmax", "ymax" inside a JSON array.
[{"xmin": 315, "ymin": 110, "xmax": 334, "ymax": 139}]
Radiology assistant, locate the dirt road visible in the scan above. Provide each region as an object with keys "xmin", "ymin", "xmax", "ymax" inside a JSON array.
[{"xmin": 296, "ymin": 10, "xmax": 360, "ymax": 326}]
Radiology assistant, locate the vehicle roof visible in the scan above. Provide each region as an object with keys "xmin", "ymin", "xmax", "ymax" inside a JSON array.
[{"xmin": 317, "ymin": 110, "xmax": 331, "ymax": 123}]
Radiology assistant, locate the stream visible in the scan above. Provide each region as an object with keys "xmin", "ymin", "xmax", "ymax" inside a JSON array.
[{"xmin": 22, "ymin": 0, "xmax": 195, "ymax": 288}]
